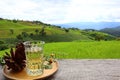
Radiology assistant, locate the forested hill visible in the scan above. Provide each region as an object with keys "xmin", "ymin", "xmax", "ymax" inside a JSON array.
[{"xmin": 100, "ymin": 26, "xmax": 120, "ymax": 37}]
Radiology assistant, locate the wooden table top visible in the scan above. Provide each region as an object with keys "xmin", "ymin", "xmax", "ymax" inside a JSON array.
[{"xmin": 1, "ymin": 59, "xmax": 120, "ymax": 80}]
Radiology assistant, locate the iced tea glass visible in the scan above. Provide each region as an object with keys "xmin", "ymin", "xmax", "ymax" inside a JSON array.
[{"xmin": 24, "ymin": 41, "xmax": 44, "ymax": 76}]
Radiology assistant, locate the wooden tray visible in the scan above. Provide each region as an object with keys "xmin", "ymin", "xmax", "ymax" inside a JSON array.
[{"xmin": 3, "ymin": 62, "xmax": 58, "ymax": 80}]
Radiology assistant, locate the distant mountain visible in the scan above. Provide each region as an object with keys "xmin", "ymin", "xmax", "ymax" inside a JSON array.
[
  {"xmin": 100, "ymin": 26, "xmax": 120, "ymax": 37},
  {"xmin": 56, "ymin": 22, "xmax": 120, "ymax": 30}
]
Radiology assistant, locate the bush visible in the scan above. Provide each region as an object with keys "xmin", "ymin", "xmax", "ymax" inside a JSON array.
[
  {"xmin": 21, "ymin": 32, "xmax": 28, "ymax": 37},
  {"xmin": 4, "ymin": 38, "xmax": 17, "ymax": 44},
  {"xmin": 0, "ymin": 18, "xmax": 3, "ymax": 20},
  {"xmin": 40, "ymin": 27, "xmax": 46, "ymax": 36},
  {"xmin": 64, "ymin": 29, "xmax": 69, "ymax": 33},
  {"xmin": 10, "ymin": 29, "xmax": 14, "ymax": 34},
  {"xmin": 13, "ymin": 19, "xmax": 17, "ymax": 23},
  {"xmin": 0, "ymin": 44, "xmax": 8, "ymax": 50},
  {"xmin": 22, "ymin": 37, "xmax": 33, "ymax": 41},
  {"xmin": 116, "ymin": 37, "xmax": 120, "ymax": 41},
  {"xmin": 16, "ymin": 34, "xmax": 23, "ymax": 40},
  {"xmin": 0, "ymin": 40, "xmax": 4, "ymax": 44}
]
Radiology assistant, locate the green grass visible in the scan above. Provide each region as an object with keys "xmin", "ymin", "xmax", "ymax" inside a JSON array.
[
  {"xmin": 0, "ymin": 49, "xmax": 10, "ymax": 57},
  {"xmin": 0, "ymin": 20, "xmax": 43, "ymax": 38},
  {"xmin": 44, "ymin": 41, "xmax": 120, "ymax": 59},
  {"xmin": 0, "ymin": 41, "xmax": 120, "ymax": 59}
]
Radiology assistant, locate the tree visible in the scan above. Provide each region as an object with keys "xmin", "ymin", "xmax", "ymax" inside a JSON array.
[
  {"xmin": 35, "ymin": 29, "xmax": 39, "ymax": 35},
  {"xmin": 30, "ymin": 33, "xmax": 34, "ymax": 37},
  {"xmin": 0, "ymin": 18, "xmax": 3, "ymax": 20},
  {"xmin": 94, "ymin": 34, "xmax": 104, "ymax": 41},
  {"xmin": 40, "ymin": 26, "xmax": 46, "ymax": 36},
  {"xmin": 10, "ymin": 29, "xmax": 14, "ymax": 34},
  {"xmin": 16, "ymin": 34, "xmax": 23, "ymax": 40},
  {"xmin": 13, "ymin": 19, "xmax": 17, "ymax": 23},
  {"xmin": 64, "ymin": 29, "xmax": 69, "ymax": 33},
  {"xmin": 21, "ymin": 32, "xmax": 28, "ymax": 37}
]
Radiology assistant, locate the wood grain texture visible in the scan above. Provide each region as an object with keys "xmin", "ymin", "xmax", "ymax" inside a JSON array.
[{"xmin": 1, "ymin": 60, "xmax": 120, "ymax": 80}]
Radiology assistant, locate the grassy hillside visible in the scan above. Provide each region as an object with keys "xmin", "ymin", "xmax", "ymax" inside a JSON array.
[
  {"xmin": 0, "ymin": 41, "xmax": 120, "ymax": 58},
  {"xmin": 0, "ymin": 19, "xmax": 114, "ymax": 41},
  {"xmin": 0, "ymin": 19, "xmax": 87, "ymax": 39},
  {"xmin": 0, "ymin": 19, "xmax": 43, "ymax": 38}
]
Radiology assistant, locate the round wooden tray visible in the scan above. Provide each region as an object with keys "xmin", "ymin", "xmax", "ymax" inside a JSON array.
[{"xmin": 3, "ymin": 62, "xmax": 58, "ymax": 80}]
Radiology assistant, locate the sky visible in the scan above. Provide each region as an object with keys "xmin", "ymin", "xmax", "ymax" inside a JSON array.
[{"xmin": 0, "ymin": 0, "xmax": 120, "ymax": 24}]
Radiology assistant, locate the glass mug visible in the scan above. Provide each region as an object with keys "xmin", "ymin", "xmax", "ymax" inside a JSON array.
[{"xmin": 24, "ymin": 41, "xmax": 45, "ymax": 76}]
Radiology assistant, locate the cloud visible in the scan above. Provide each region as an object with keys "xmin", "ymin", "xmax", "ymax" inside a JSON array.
[
  {"xmin": 0, "ymin": 0, "xmax": 38, "ymax": 19},
  {"xmin": 0, "ymin": 0, "xmax": 120, "ymax": 24},
  {"xmin": 64, "ymin": 0, "xmax": 120, "ymax": 23}
]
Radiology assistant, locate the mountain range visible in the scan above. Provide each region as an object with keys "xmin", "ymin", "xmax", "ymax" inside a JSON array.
[
  {"xmin": 100, "ymin": 26, "xmax": 120, "ymax": 37},
  {"xmin": 56, "ymin": 22, "xmax": 120, "ymax": 30}
]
